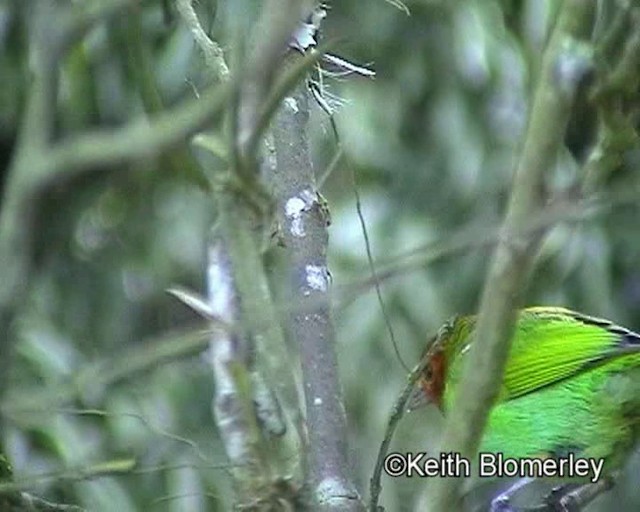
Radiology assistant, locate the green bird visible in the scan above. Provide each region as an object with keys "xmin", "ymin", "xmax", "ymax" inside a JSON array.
[{"xmin": 415, "ymin": 307, "xmax": 640, "ymax": 508}]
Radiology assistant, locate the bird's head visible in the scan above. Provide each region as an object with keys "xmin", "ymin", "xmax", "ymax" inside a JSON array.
[
  {"xmin": 409, "ymin": 315, "xmax": 474, "ymax": 412},
  {"xmin": 416, "ymin": 348, "xmax": 447, "ymax": 409}
]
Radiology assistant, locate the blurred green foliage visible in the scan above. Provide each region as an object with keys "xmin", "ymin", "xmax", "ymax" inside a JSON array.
[{"xmin": 0, "ymin": 0, "xmax": 639, "ymax": 510}]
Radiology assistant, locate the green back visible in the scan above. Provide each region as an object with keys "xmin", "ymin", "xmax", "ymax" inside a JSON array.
[{"xmin": 443, "ymin": 307, "xmax": 640, "ymax": 463}]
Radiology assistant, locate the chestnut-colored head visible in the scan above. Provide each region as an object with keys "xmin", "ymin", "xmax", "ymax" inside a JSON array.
[
  {"xmin": 419, "ymin": 349, "xmax": 447, "ymax": 409},
  {"xmin": 411, "ymin": 316, "xmax": 472, "ymax": 411}
]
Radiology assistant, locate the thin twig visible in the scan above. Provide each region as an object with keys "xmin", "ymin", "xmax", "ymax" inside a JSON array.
[
  {"xmin": 367, "ymin": 341, "xmax": 435, "ymax": 511},
  {"xmin": 1, "ymin": 329, "xmax": 213, "ymax": 417},
  {"xmin": 45, "ymin": 81, "xmax": 231, "ymax": 179},
  {"xmin": 327, "ymin": 117, "xmax": 409, "ymax": 371},
  {"xmin": 175, "ymin": 0, "xmax": 230, "ymax": 82},
  {"xmin": 0, "ymin": 459, "xmax": 135, "ymax": 495}
]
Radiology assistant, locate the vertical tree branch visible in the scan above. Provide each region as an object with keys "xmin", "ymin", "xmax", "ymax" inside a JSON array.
[
  {"xmin": 175, "ymin": 0, "xmax": 314, "ymax": 506},
  {"xmin": 183, "ymin": 0, "xmax": 305, "ymax": 442},
  {"xmin": 424, "ymin": 1, "xmax": 595, "ymax": 510},
  {"xmin": 270, "ymin": 77, "xmax": 364, "ymax": 511}
]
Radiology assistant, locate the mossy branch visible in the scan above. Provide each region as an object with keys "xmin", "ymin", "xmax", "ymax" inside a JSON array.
[{"xmin": 206, "ymin": 233, "xmax": 275, "ymax": 507}]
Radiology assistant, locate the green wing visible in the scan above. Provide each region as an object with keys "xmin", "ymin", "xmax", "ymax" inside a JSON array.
[{"xmin": 499, "ymin": 307, "xmax": 640, "ymax": 401}]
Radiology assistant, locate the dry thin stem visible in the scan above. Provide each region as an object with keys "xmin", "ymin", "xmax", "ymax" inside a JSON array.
[{"xmin": 368, "ymin": 347, "xmax": 434, "ymax": 511}]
